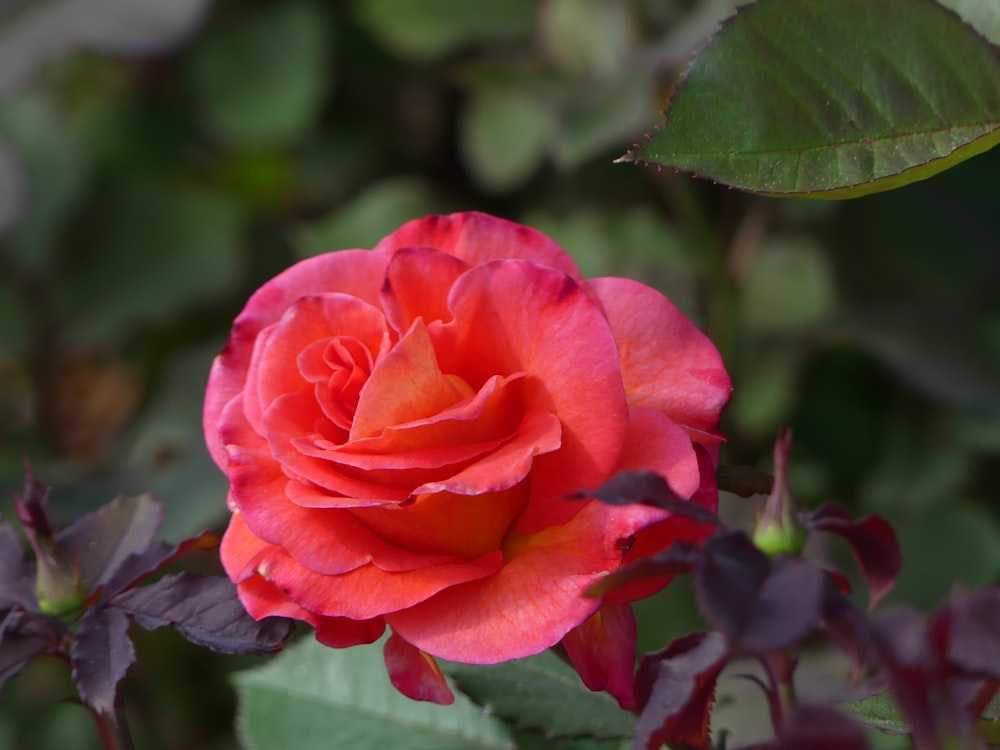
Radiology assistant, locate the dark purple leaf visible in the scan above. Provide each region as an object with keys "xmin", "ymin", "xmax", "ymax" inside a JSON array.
[
  {"xmin": 931, "ymin": 588, "xmax": 1000, "ymax": 681},
  {"xmin": 862, "ymin": 609, "xmax": 940, "ymax": 748},
  {"xmin": 585, "ymin": 542, "xmax": 700, "ymax": 598},
  {"xmin": 634, "ymin": 631, "xmax": 728, "ymax": 750},
  {"xmin": 821, "ymin": 597, "xmax": 870, "ymax": 680},
  {"xmin": 96, "ymin": 530, "xmax": 220, "ymax": 604},
  {"xmin": 716, "ymin": 464, "xmax": 774, "ymax": 498},
  {"xmin": 56, "ymin": 494, "xmax": 163, "ymax": 593},
  {"xmin": 111, "ymin": 573, "xmax": 291, "ymax": 654},
  {"xmin": 0, "ymin": 631, "xmax": 57, "ymax": 693},
  {"xmin": 946, "ymin": 675, "xmax": 998, "ymax": 720},
  {"xmin": 0, "ymin": 609, "xmax": 62, "ymax": 695},
  {"xmin": 0, "ymin": 523, "xmax": 36, "ymax": 611},
  {"xmin": 13, "ymin": 464, "xmax": 54, "ymax": 542},
  {"xmin": 71, "ymin": 606, "xmax": 136, "ymax": 717},
  {"xmin": 695, "ymin": 530, "xmax": 834, "ymax": 653},
  {"xmin": 807, "ymin": 502, "xmax": 901, "ymax": 608},
  {"xmin": 578, "ymin": 470, "xmax": 720, "ymax": 524},
  {"xmin": 741, "ymin": 704, "xmax": 871, "ymax": 749}
]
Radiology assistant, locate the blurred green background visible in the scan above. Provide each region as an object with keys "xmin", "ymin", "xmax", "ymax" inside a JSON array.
[{"xmin": 1, "ymin": 0, "xmax": 998, "ymax": 747}]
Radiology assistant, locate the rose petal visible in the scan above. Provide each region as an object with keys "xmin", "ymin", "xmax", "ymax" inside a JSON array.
[
  {"xmin": 289, "ymin": 374, "xmax": 524, "ymax": 481},
  {"xmin": 384, "ymin": 631, "xmax": 455, "ymax": 705},
  {"xmin": 513, "ymin": 408, "xmax": 700, "ymax": 536},
  {"xmin": 222, "ymin": 470, "xmax": 461, "ymax": 575},
  {"xmin": 351, "ymin": 319, "xmax": 473, "ymax": 441},
  {"xmin": 386, "ymin": 500, "xmax": 664, "ymax": 663},
  {"xmin": 414, "ymin": 407, "xmax": 562, "ymax": 496},
  {"xmin": 236, "ymin": 574, "xmax": 386, "ymax": 648},
  {"xmin": 373, "ymin": 212, "xmax": 582, "ymax": 280},
  {"xmin": 205, "ymin": 250, "xmax": 388, "ymax": 468},
  {"xmin": 562, "ymin": 603, "xmax": 638, "ymax": 709},
  {"xmin": 604, "ymin": 512, "xmax": 717, "ymax": 606},
  {"xmin": 617, "ymin": 408, "xmax": 701, "ymax": 499},
  {"xmin": 224, "ymin": 513, "xmax": 502, "ymax": 619},
  {"xmin": 350, "ymin": 485, "xmax": 528, "ymax": 560},
  {"xmin": 230, "ymin": 392, "xmax": 411, "ymax": 504},
  {"xmin": 380, "ymin": 247, "xmax": 471, "ymax": 334},
  {"xmin": 433, "ymin": 260, "xmax": 629, "ymax": 502},
  {"xmin": 589, "ymin": 277, "xmax": 731, "ymax": 443},
  {"xmin": 247, "ymin": 294, "xmax": 389, "ymax": 439},
  {"xmin": 273, "ymin": 552, "xmax": 503, "ymax": 621}
]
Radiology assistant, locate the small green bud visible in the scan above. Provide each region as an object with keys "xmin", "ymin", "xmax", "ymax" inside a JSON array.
[
  {"xmin": 753, "ymin": 522, "xmax": 807, "ymax": 558},
  {"xmin": 34, "ymin": 547, "xmax": 86, "ymax": 619},
  {"xmin": 753, "ymin": 430, "xmax": 806, "ymax": 558}
]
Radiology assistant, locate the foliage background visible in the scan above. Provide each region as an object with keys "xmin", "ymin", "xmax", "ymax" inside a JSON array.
[{"xmin": 0, "ymin": 0, "xmax": 998, "ymax": 747}]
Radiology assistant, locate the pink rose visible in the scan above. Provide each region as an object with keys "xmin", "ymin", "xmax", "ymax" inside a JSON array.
[{"xmin": 204, "ymin": 212, "xmax": 731, "ymax": 706}]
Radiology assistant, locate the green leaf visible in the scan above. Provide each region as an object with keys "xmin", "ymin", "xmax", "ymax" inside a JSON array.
[
  {"xmin": 0, "ymin": 140, "xmax": 24, "ymax": 235},
  {"xmin": 190, "ymin": 2, "xmax": 331, "ymax": 147},
  {"xmin": 296, "ymin": 177, "xmax": 439, "ymax": 257},
  {"xmin": 444, "ymin": 650, "xmax": 635, "ymax": 741},
  {"xmin": 354, "ymin": 0, "xmax": 534, "ymax": 62},
  {"xmin": 123, "ymin": 346, "xmax": 229, "ymax": 541},
  {"xmin": 555, "ymin": 74, "xmax": 658, "ymax": 170},
  {"xmin": 51, "ymin": 185, "xmax": 243, "ymax": 344},
  {"xmin": 887, "ymin": 504, "xmax": 1000, "ymax": 609},
  {"xmin": 538, "ymin": 0, "xmax": 634, "ymax": 80},
  {"xmin": 841, "ymin": 692, "xmax": 910, "ymax": 734},
  {"xmin": 842, "ymin": 307, "xmax": 1000, "ymax": 416},
  {"xmin": 233, "ymin": 638, "xmax": 514, "ymax": 750},
  {"xmin": 624, "ymin": 0, "xmax": 1000, "ymax": 198},
  {"xmin": 461, "ymin": 87, "xmax": 556, "ymax": 192},
  {"xmin": 0, "ymin": 89, "xmax": 87, "ymax": 270},
  {"xmin": 739, "ymin": 236, "xmax": 836, "ymax": 333}
]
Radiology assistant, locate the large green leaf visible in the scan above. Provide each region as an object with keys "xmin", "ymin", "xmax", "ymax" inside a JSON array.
[
  {"xmin": 51, "ymin": 185, "xmax": 243, "ymax": 344},
  {"xmin": 354, "ymin": 0, "xmax": 534, "ymax": 62},
  {"xmin": 297, "ymin": 177, "xmax": 439, "ymax": 256},
  {"xmin": 885, "ymin": 505, "xmax": 1000, "ymax": 609},
  {"xmin": 233, "ymin": 638, "xmax": 514, "ymax": 750},
  {"xmin": 190, "ymin": 2, "xmax": 331, "ymax": 147},
  {"xmin": 0, "ymin": 89, "xmax": 87, "ymax": 270},
  {"xmin": 444, "ymin": 650, "xmax": 635, "ymax": 741},
  {"xmin": 461, "ymin": 86, "xmax": 556, "ymax": 192},
  {"xmin": 624, "ymin": 0, "xmax": 1000, "ymax": 198}
]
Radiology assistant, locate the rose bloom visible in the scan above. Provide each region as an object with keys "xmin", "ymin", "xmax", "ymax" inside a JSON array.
[{"xmin": 204, "ymin": 212, "xmax": 730, "ymax": 706}]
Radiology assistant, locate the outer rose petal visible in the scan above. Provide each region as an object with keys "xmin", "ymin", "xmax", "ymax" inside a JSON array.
[
  {"xmin": 384, "ymin": 632, "xmax": 455, "ymax": 705},
  {"xmin": 386, "ymin": 500, "xmax": 666, "ymax": 663},
  {"xmin": 223, "ymin": 466, "xmax": 461, "ymax": 575},
  {"xmin": 562, "ymin": 603, "xmax": 638, "ymax": 709},
  {"xmin": 373, "ymin": 212, "xmax": 582, "ymax": 281},
  {"xmin": 616, "ymin": 408, "xmax": 701, "ymax": 499},
  {"xmin": 433, "ymin": 260, "xmax": 629, "ymax": 504},
  {"xmin": 205, "ymin": 250, "xmax": 389, "ymax": 468},
  {"xmin": 589, "ymin": 277, "xmax": 732, "ymax": 442},
  {"xmin": 223, "ymin": 512, "xmax": 502, "ymax": 619},
  {"xmin": 605, "ymin": 512, "xmax": 717, "ymax": 606},
  {"xmin": 236, "ymin": 574, "xmax": 386, "ymax": 648}
]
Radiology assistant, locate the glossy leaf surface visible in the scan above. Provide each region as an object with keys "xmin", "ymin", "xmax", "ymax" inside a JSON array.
[
  {"xmin": 234, "ymin": 637, "xmax": 514, "ymax": 750},
  {"xmin": 445, "ymin": 649, "xmax": 635, "ymax": 741},
  {"xmin": 624, "ymin": 0, "xmax": 1000, "ymax": 197}
]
